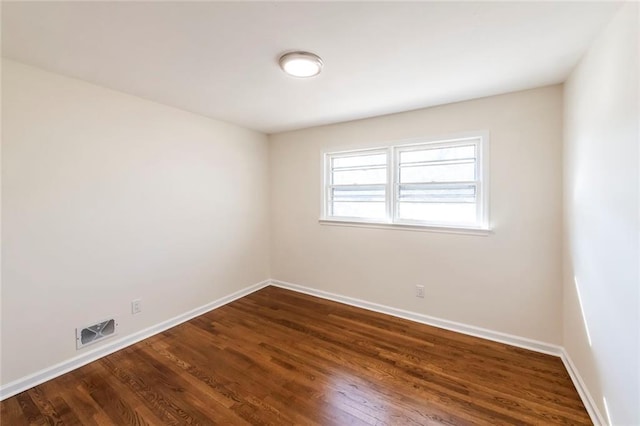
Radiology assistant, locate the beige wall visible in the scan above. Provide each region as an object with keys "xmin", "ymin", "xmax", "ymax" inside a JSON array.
[
  {"xmin": 1, "ymin": 60, "xmax": 270, "ymax": 385},
  {"xmin": 563, "ymin": 3, "xmax": 639, "ymax": 425},
  {"xmin": 270, "ymin": 85, "xmax": 564, "ymax": 344}
]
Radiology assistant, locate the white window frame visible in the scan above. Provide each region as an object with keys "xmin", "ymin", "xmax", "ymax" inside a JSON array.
[
  {"xmin": 323, "ymin": 147, "xmax": 390, "ymax": 222},
  {"xmin": 320, "ymin": 132, "xmax": 490, "ymax": 235}
]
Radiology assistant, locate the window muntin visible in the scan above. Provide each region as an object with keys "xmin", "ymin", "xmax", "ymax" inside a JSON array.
[{"xmin": 324, "ymin": 135, "xmax": 488, "ymax": 230}]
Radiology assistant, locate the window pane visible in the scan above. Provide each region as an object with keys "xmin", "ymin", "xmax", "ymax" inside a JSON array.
[
  {"xmin": 333, "ymin": 168, "xmax": 386, "ymax": 185},
  {"xmin": 398, "ymin": 185, "xmax": 475, "ymax": 202},
  {"xmin": 324, "ymin": 136, "xmax": 486, "ymax": 228},
  {"xmin": 331, "ymin": 202, "xmax": 386, "ymax": 219},
  {"xmin": 400, "ymin": 162, "xmax": 475, "ymax": 183},
  {"xmin": 333, "ymin": 153, "xmax": 386, "ymax": 168},
  {"xmin": 399, "ymin": 144, "xmax": 475, "ymax": 164},
  {"xmin": 397, "ymin": 202, "xmax": 476, "ymax": 224},
  {"xmin": 332, "ymin": 187, "xmax": 385, "ymax": 202}
]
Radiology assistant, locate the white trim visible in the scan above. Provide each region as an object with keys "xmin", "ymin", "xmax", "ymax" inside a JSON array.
[
  {"xmin": 319, "ymin": 219, "xmax": 491, "ymax": 236},
  {"xmin": 321, "ymin": 132, "xmax": 490, "ymax": 230},
  {"xmin": 269, "ymin": 279, "xmax": 560, "ymax": 356},
  {"xmin": 388, "ymin": 146, "xmax": 395, "ymax": 221},
  {"xmin": 1, "ymin": 277, "xmax": 604, "ymax": 426},
  {"xmin": 560, "ymin": 348, "xmax": 607, "ymax": 426},
  {"xmin": 0, "ymin": 279, "xmax": 271, "ymax": 401},
  {"xmin": 270, "ymin": 279, "xmax": 605, "ymax": 426}
]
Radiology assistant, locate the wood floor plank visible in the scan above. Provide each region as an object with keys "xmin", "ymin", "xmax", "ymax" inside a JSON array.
[
  {"xmin": 52, "ymin": 373, "xmax": 116, "ymax": 425},
  {"xmin": 1, "ymin": 286, "xmax": 592, "ymax": 425},
  {"xmin": 11, "ymin": 391, "xmax": 48, "ymax": 425}
]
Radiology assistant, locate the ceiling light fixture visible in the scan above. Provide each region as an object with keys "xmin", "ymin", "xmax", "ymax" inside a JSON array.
[{"xmin": 279, "ymin": 51, "xmax": 323, "ymax": 78}]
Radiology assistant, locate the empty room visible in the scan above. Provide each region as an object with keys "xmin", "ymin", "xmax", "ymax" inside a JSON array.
[{"xmin": 1, "ymin": 1, "xmax": 638, "ymax": 425}]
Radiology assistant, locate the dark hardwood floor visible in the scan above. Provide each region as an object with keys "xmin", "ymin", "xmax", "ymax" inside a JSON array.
[{"xmin": 1, "ymin": 286, "xmax": 591, "ymax": 425}]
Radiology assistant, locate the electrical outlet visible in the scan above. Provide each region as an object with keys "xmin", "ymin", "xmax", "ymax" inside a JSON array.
[
  {"xmin": 131, "ymin": 299, "xmax": 142, "ymax": 315},
  {"xmin": 416, "ymin": 285, "xmax": 425, "ymax": 298}
]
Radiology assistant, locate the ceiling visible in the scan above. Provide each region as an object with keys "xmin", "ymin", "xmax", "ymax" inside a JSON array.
[{"xmin": 1, "ymin": 1, "xmax": 621, "ymax": 134}]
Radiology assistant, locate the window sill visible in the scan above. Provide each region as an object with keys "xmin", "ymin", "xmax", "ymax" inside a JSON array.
[{"xmin": 318, "ymin": 219, "xmax": 491, "ymax": 236}]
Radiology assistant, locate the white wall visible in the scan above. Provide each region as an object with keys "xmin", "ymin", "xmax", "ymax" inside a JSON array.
[
  {"xmin": 1, "ymin": 60, "xmax": 270, "ymax": 385},
  {"xmin": 270, "ymin": 85, "xmax": 564, "ymax": 344},
  {"xmin": 563, "ymin": 3, "xmax": 639, "ymax": 425}
]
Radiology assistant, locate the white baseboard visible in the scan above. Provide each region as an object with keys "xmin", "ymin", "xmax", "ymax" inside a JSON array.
[
  {"xmin": 270, "ymin": 279, "xmax": 562, "ymax": 356},
  {"xmin": 270, "ymin": 279, "xmax": 607, "ymax": 426},
  {"xmin": 560, "ymin": 349, "xmax": 607, "ymax": 426},
  {"xmin": 1, "ymin": 277, "xmax": 604, "ymax": 426},
  {"xmin": 0, "ymin": 279, "xmax": 271, "ymax": 401}
]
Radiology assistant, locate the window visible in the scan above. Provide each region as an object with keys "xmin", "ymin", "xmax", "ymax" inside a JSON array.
[{"xmin": 323, "ymin": 134, "xmax": 489, "ymax": 231}]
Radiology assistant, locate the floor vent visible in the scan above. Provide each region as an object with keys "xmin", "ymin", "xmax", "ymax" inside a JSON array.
[{"xmin": 76, "ymin": 318, "xmax": 118, "ymax": 349}]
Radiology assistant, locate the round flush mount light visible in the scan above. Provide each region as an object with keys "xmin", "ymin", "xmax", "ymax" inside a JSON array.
[{"xmin": 279, "ymin": 51, "xmax": 323, "ymax": 78}]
